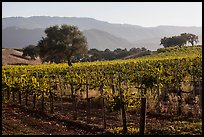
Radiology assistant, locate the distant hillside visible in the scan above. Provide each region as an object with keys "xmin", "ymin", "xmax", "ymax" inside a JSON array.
[
  {"xmin": 2, "ymin": 27, "xmax": 45, "ymax": 49},
  {"xmin": 2, "ymin": 16, "xmax": 202, "ymax": 51},
  {"xmin": 2, "ymin": 27, "xmax": 134, "ymax": 51},
  {"xmin": 83, "ymin": 29, "xmax": 134, "ymax": 50}
]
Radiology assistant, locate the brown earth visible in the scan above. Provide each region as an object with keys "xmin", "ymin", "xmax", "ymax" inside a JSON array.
[
  {"xmin": 2, "ymin": 48, "xmax": 42, "ymax": 66},
  {"xmin": 2, "ymin": 96, "xmax": 202, "ymax": 135}
]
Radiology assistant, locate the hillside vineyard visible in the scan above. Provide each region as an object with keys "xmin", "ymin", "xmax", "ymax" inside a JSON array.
[
  {"xmin": 2, "ymin": 55, "xmax": 202, "ymax": 109},
  {"xmin": 2, "ymin": 45, "xmax": 202, "ymax": 135}
]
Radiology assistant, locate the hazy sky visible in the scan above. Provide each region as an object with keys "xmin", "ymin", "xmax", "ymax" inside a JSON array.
[{"xmin": 2, "ymin": 2, "xmax": 202, "ymax": 27}]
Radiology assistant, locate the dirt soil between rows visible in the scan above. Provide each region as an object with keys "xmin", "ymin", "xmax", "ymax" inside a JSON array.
[{"xmin": 2, "ymin": 100, "xmax": 202, "ymax": 135}]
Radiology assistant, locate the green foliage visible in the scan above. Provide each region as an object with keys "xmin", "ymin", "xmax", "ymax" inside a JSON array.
[
  {"xmin": 147, "ymin": 45, "xmax": 202, "ymax": 59},
  {"xmin": 22, "ymin": 45, "xmax": 38, "ymax": 60},
  {"xmin": 107, "ymin": 126, "xmax": 139, "ymax": 135},
  {"xmin": 37, "ymin": 24, "xmax": 88, "ymax": 66},
  {"xmin": 160, "ymin": 33, "xmax": 199, "ymax": 47},
  {"xmin": 86, "ymin": 47, "xmax": 149, "ymax": 62},
  {"xmin": 106, "ymin": 94, "xmax": 121, "ymax": 112},
  {"xmin": 2, "ymin": 45, "xmax": 202, "ymax": 114}
]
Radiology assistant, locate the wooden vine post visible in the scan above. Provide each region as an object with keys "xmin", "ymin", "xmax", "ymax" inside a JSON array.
[
  {"xmin": 100, "ymin": 81, "xmax": 106, "ymax": 129},
  {"xmin": 18, "ymin": 90, "xmax": 22, "ymax": 105},
  {"xmin": 25, "ymin": 91, "xmax": 28, "ymax": 106},
  {"xmin": 48, "ymin": 73, "xmax": 54, "ymax": 113},
  {"xmin": 58, "ymin": 75, "xmax": 63, "ymax": 112},
  {"xmin": 176, "ymin": 61, "xmax": 182, "ymax": 115},
  {"xmin": 139, "ymin": 69, "xmax": 147, "ymax": 135},
  {"xmin": 86, "ymin": 75, "xmax": 90, "ymax": 124},
  {"xmin": 40, "ymin": 74, "xmax": 45, "ymax": 112},
  {"xmin": 73, "ymin": 93, "xmax": 78, "ymax": 120},
  {"xmin": 118, "ymin": 72, "xmax": 127, "ymax": 134},
  {"xmin": 33, "ymin": 93, "xmax": 36, "ymax": 109},
  {"xmin": 32, "ymin": 72, "xmax": 38, "ymax": 109},
  {"xmin": 155, "ymin": 72, "xmax": 161, "ymax": 113},
  {"xmin": 41, "ymin": 90, "xmax": 45, "ymax": 112},
  {"xmin": 49, "ymin": 91, "xmax": 54, "ymax": 113},
  {"xmin": 74, "ymin": 85, "xmax": 79, "ymax": 120},
  {"xmin": 7, "ymin": 89, "xmax": 10, "ymax": 101},
  {"xmin": 140, "ymin": 97, "xmax": 147, "ymax": 135},
  {"xmin": 111, "ymin": 73, "xmax": 115, "ymax": 94},
  {"xmin": 70, "ymin": 76, "xmax": 74, "ymax": 98}
]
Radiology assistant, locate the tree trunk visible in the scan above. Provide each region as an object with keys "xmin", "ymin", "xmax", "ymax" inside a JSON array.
[
  {"xmin": 67, "ymin": 59, "xmax": 72, "ymax": 66},
  {"xmin": 190, "ymin": 41, "xmax": 194, "ymax": 46}
]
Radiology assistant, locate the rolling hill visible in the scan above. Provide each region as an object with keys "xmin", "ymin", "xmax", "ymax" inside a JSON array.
[
  {"xmin": 2, "ymin": 48, "xmax": 42, "ymax": 66},
  {"xmin": 83, "ymin": 29, "xmax": 134, "ymax": 50},
  {"xmin": 2, "ymin": 16, "xmax": 202, "ymax": 51}
]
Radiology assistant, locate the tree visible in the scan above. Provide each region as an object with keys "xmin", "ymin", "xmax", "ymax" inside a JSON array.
[
  {"xmin": 141, "ymin": 47, "xmax": 147, "ymax": 51},
  {"xmin": 160, "ymin": 37, "xmax": 169, "ymax": 47},
  {"xmin": 181, "ymin": 33, "xmax": 199, "ymax": 46},
  {"xmin": 113, "ymin": 48, "xmax": 129, "ymax": 59},
  {"xmin": 22, "ymin": 44, "xmax": 39, "ymax": 60},
  {"xmin": 161, "ymin": 35, "xmax": 187, "ymax": 48},
  {"xmin": 171, "ymin": 36, "xmax": 186, "ymax": 47},
  {"xmin": 88, "ymin": 48, "xmax": 103, "ymax": 61},
  {"xmin": 37, "ymin": 25, "xmax": 88, "ymax": 66},
  {"xmin": 103, "ymin": 49, "xmax": 116, "ymax": 60}
]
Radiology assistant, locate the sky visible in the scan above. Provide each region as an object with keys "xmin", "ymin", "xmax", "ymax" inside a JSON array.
[{"xmin": 2, "ymin": 2, "xmax": 202, "ymax": 27}]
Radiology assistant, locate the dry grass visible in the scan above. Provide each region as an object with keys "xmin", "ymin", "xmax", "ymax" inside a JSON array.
[{"xmin": 2, "ymin": 48, "xmax": 42, "ymax": 66}]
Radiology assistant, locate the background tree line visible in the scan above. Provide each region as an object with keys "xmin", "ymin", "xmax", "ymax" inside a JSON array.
[
  {"xmin": 22, "ymin": 24, "xmax": 150, "ymax": 65},
  {"xmin": 23, "ymin": 43, "xmax": 150, "ymax": 63},
  {"xmin": 22, "ymin": 24, "xmax": 199, "ymax": 66},
  {"xmin": 71, "ymin": 47, "xmax": 150, "ymax": 63}
]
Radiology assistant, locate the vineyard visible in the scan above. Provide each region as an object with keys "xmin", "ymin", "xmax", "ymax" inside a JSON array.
[{"xmin": 2, "ymin": 45, "xmax": 202, "ymax": 135}]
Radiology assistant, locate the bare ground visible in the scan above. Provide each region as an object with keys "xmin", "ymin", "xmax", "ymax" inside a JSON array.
[
  {"xmin": 2, "ymin": 96, "xmax": 202, "ymax": 135},
  {"xmin": 2, "ymin": 48, "xmax": 42, "ymax": 66}
]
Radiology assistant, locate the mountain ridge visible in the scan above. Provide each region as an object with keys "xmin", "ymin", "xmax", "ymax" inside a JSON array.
[{"xmin": 2, "ymin": 16, "xmax": 202, "ymax": 51}]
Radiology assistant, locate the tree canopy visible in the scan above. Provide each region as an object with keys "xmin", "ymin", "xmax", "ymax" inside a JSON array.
[
  {"xmin": 160, "ymin": 33, "xmax": 199, "ymax": 48},
  {"xmin": 180, "ymin": 33, "xmax": 199, "ymax": 46},
  {"xmin": 22, "ymin": 44, "xmax": 39, "ymax": 60},
  {"xmin": 37, "ymin": 24, "xmax": 88, "ymax": 66}
]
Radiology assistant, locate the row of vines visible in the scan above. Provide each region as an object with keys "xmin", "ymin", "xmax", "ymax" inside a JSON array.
[
  {"xmin": 2, "ymin": 56, "xmax": 202, "ymax": 113},
  {"xmin": 2, "ymin": 46, "xmax": 202, "ymax": 134}
]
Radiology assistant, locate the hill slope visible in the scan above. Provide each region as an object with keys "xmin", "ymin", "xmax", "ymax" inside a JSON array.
[
  {"xmin": 138, "ymin": 45, "xmax": 202, "ymax": 60},
  {"xmin": 83, "ymin": 29, "xmax": 134, "ymax": 50},
  {"xmin": 2, "ymin": 27, "xmax": 134, "ymax": 51},
  {"xmin": 2, "ymin": 48, "xmax": 42, "ymax": 66},
  {"xmin": 2, "ymin": 27, "xmax": 45, "ymax": 49},
  {"xmin": 2, "ymin": 16, "xmax": 202, "ymax": 51}
]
